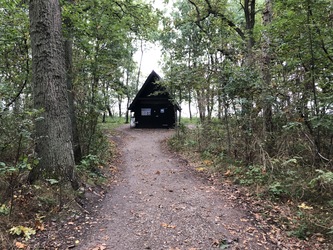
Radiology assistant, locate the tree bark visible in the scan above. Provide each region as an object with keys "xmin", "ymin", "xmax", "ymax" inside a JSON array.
[
  {"xmin": 243, "ymin": 0, "xmax": 256, "ymax": 51},
  {"xmin": 64, "ymin": 0, "xmax": 82, "ymax": 164},
  {"xmin": 262, "ymin": 0, "xmax": 274, "ymax": 155},
  {"xmin": 125, "ymin": 67, "xmax": 131, "ymax": 124},
  {"xmin": 28, "ymin": 0, "xmax": 78, "ymax": 189},
  {"xmin": 188, "ymin": 89, "xmax": 192, "ymax": 120}
]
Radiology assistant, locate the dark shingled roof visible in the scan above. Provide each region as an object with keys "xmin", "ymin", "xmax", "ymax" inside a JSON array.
[{"xmin": 128, "ymin": 70, "xmax": 181, "ymax": 111}]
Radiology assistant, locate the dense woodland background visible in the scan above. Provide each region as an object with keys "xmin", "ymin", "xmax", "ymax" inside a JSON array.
[{"xmin": 0, "ymin": 0, "xmax": 332, "ymax": 247}]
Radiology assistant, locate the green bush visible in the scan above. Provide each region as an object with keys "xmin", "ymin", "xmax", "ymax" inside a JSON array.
[
  {"xmin": 77, "ymin": 154, "xmax": 101, "ymax": 174},
  {"xmin": 240, "ymin": 165, "xmax": 268, "ymax": 186},
  {"xmin": 268, "ymin": 181, "xmax": 288, "ymax": 198},
  {"xmin": 309, "ymin": 170, "xmax": 333, "ymax": 196}
]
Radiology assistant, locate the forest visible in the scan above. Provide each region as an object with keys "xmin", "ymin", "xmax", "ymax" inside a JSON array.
[{"xmin": 0, "ymin": 0, "xmax": 332, "ymax": 248}]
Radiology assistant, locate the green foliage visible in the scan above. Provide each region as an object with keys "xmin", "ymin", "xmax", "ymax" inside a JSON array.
[
  {"xmin": 268, "ymin": 182, "xmax": 288, "ymax": 198},
  {"xmin": 9, "ymin": 225, "xmax": 36, "ymax": 240},
  {"xmin": 0, "ymin": 110, "xmax": 38, "ymax": 162},
  {"xmin": 0, "ymin": 156, "xmax": 39, "ymax": 177},
  {"xmin": 37, "ymin": 194, "xmax": 57, "ymax": 208},
  {"xmin": 239, "ymin": 165, "xmax": 268, "ymax": 186},
  {"xmin": 309, "ymin": 170, "xmax": 333, "ymax": 195},
  {"xmin": 78, "ymin": 154, "xmax": 100, "ymax": 172},
  {"xmin": 1, "ymin": 0, "xmax": 333, "ymax": 246},
  {"xmin": 170, "ymin": 114, "xmax": 333, "ymax": 240},
  {"xmin": 0, "ymin": 204, "xmax": 10, "ymax": 215},
  {"xmin": 0, "ymin": 0, "xmax": 160, "ymax": 248},
  {"xmin": 77, "ymin": 153, "xmax": 108, "ymax": 183},
  {"xmin": 0, "ymin": 162, "xmax": 16, "ymax": 175},
  {"xmin": 45, "ymin": 179, "xmax": 59, "ymax": 185},
  {"xmin": 287, "ymin": 219, "xmax": 310, "ymax": 240},
  {"xmin": 224, "ymin": 65, "xmax": 261, "ymax": 99},
  {"xmin": 0, "ymin": 1, "xmax": 30, "ymax": 110}
]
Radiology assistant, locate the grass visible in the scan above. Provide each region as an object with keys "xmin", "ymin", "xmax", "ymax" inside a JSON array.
[
  {"xmin": 179, "ymin": 116, "xmax": 201, "ymax": 126},
  {"xmin": 98, "ymin": 116, "xmax": 127, "ymax": 130}
]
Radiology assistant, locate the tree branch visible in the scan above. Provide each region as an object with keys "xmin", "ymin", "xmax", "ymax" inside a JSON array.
[{"xmin": 187, "ymin": 0, "xmax": 245, "ymax": 40}]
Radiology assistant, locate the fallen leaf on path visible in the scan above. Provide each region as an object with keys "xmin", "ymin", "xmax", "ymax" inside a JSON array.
[
  {"xmin": 246, "ymin": 227, "xmax": 257, "ymax": 233},
  {"xmin": 203, "ymin": 160, "xmax": 213, "ymax": 165},
  {"xmin": 161, "ymin": 223, "xmax": 176, "ymax": 229},
  {"xmin": 35, "ymin": 220, "xmax": 45, "ymax": 231},
  {"xmin": 15, "ymin": 242, "xmax": 27, "ymax": 249},
  {"xmin": 91, "ymin": 244, "xmax": 106, "ymax": 250},
  {"xmin": 298, "ymin": 202, "xmax": 313, "ymax": 210},
  {"xmin": 224, "ymin": 170, "xmax": 231, "ymax": 176},
  {"xmin": 212, "ymin": 239, "xmax": 220, "ymax": 246},
  {"xmin": 317, "ymin": 237, "xmax": 325, "ymax": 243}
]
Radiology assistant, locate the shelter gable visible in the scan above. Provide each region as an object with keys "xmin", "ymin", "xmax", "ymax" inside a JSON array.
[{"xmin": 128, "ymin": 70, "xmax": 180, "ymax": 128}]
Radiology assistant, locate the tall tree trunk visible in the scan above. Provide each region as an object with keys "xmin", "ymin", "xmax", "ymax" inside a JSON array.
[
  {"xmin": 64, "ymin": 0, "xmax": 82, "ymax": 164},
  {"xmin": 306, "ymin": 0, "xmax": 321, "ymax": 155},
  {"xmin": 188, "ymin": 88, "xmax": 192, "ymax": 120},
  {"xmin": 196, "ymin": 88, "xmax": 206, "ymax": 122},
  {"xmin": 136, "ymin": 39, "xmax": 144, "ymax": 92},
  {"xmin": 28, "ymin": 0, "xmax": 77, "ymax": 189},
  {"xmin": 242, "ymin": 0, "xmax": 256, "ymax": 164},
  {"xmin": 86, "ymin": 42, "xmax": 100, "ymax": 154},
  {"xmin": 125, "ymin": 67, "xmax": 131, "ymax": 124},
  {"xmin": 244, "ymin": 0, "xmax": 256, "ymax": 54},
  {"xmin": 262, "ymin": 0, "xmax": 274, "ymax": 155},
  {"xmin": 107, "ymin": 106, "xmax": 113, "ymax": 117},
  {"xmin": 223, "ymin": 96, "xmax": 232, "ymax": 155},
  {"xmin": 118, "ymin": 94, "xmax": 122, "ymax": 117}
]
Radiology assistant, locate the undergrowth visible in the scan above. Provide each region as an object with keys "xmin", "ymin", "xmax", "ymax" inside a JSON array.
[
  {"xmin": 169, "ymin": 119, "xmax": 333, "ymax": 243},
  {"xmin": 0, "ymin": 116, "xmax": 122, "ymax": 249}
]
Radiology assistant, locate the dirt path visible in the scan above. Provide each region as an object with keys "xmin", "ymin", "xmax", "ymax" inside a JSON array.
[{"xmin": 82, "ymin": 125, "xmax": 276, "ymax": 250}]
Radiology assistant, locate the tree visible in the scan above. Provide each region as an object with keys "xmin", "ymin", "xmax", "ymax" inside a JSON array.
[
  {"xmin": 63, "ymin": 0, "xmax": 82, "ymax": 164},
  {"xmin": 260, "ymin": 0, "xmax": 274, "ymax": 154},
  {"xmin": 270, "ymin": 0, "xmax": 333, "ymax": 161},
  {"xmin": 28, "ymin": 0, "xmax": 78, "ymax": 188}
]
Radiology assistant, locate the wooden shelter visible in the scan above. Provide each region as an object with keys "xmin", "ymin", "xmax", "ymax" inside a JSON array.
[{"xmin": 128, "ymin": 71, "xmax": 180, "ymax": 128}]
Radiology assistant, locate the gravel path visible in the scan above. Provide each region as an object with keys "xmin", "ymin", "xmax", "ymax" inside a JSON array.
[{"xmin": 82, "ymin": 125, "xmax": 276, "ymax": 250}]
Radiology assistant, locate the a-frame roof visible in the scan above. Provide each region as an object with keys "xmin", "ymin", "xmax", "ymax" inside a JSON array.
[{"xmin": 128, "ymin": 70, "xmax": 180, "ymax": 110}]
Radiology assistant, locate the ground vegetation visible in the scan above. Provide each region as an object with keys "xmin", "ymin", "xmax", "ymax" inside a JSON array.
[
  {"xmin": 1, "ymin": 0, "xmax": 332, "ymax": 248},
  {"xmin": 0, "ymin": 0, "xmax": 158, "ymax": 247},
  {"xmin": 162, "ymin": 0, "xmax": 333, "ymax": 243}
]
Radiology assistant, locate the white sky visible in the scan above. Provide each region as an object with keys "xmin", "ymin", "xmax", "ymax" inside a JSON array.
[
  {"xmin": 133, "ymin": 0, "xmax": 174, "ymax": 79},
  {"xmin": 135, "ymin": 42, "xmax": 163, "ymax": 78},
  {"xmin": 133, "ymin": 0, "xmax": 197, "ymax": 117}
]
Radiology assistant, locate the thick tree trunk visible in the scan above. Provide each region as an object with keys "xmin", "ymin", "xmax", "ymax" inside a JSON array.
[{"xmin": 28, "ymin": 0, "xmax": 77, "ymax": 188}]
